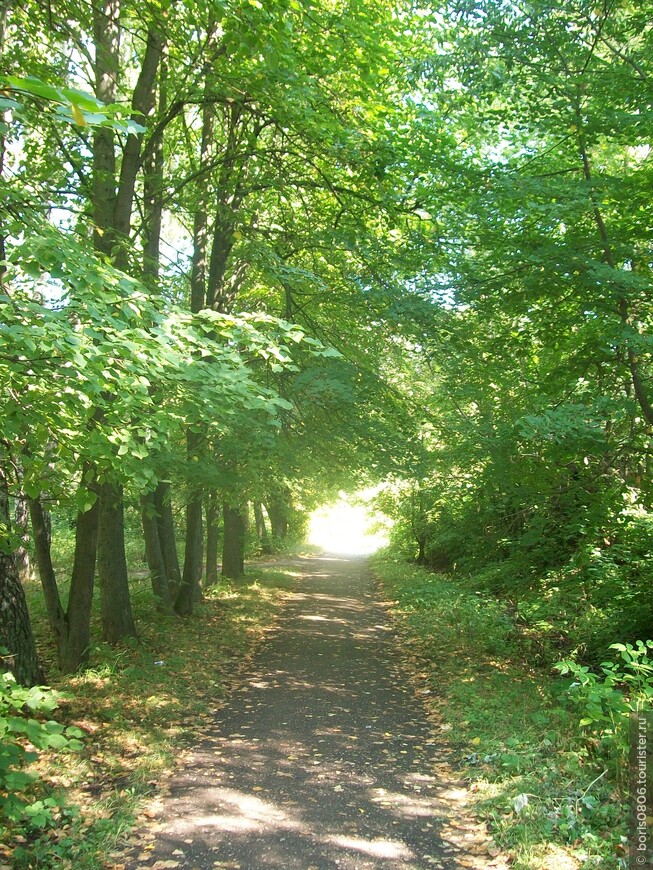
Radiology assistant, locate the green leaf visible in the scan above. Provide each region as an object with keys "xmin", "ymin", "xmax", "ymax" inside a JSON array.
[{"xmin": 5, "ymin": 75, "xmax": 63, "ymax": 102}]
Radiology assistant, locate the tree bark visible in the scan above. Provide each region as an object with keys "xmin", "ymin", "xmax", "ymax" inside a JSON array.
[
  {"xmin": 222, "ymin": 502, "xmax": 246, "ymax": 580},
  {"xmin": 190, "ymin": 73, "xmax": 215, "ymax": 313},
  {"xmin": 13, "ymin": 495, "xmax": 31, "ymax": 583},
  {"xmin": 143, "ymin": 52, "xmax": 166, "ymax": 284},
  {"xmin": 416, "ymin": 536, "xmax": 427, "ymax": 566},
  {"xmin": 176, "ymin": 429, "xmax": 204, "ymax": 615},
  {"xmin": 29, "ymin": 497, "xmax": 66, "ymax": 656},
  {"xmin": 154, "ymin": 482, "xmax": 181, "ymax": 600},
  {"xmin": 141, "ymin": 490, "xmax": 174, "ymax": 614},
  {"xmin": 205, "ymin": 490, "xmax": 220, "ymax": 588},
  {"xmin": 97, "ymin": 482, "xmax": 136, "ymax": 643},
  {"xmin": 92, "ymin": 0, "xmax": 119, "ymax": 257},
  {"xmin": 253, "ymin": 501, "xmax": 272, "ymax": 554},
  {"xmin": 191, "ymin": 202, "xmax": 209, "ymax": 312},
  {"xmin": 91, "ymin": 0, "xmax": 138, "ymax": 646},
  {"xmin": 30, "ymin": 493, "xmax": 99, "ymax": 672},
  {"xmin": 113, "ymin": 25, "xmax": 163, "ymax": 269},
  {"xmin": 139, "ymin": 60, "xmax": 176, "ymax": 617},
  {"xmin": 0, "ymin": 467, "xmax": 43, "ymax": 686},
  {"xmin": 92, "ymin": 8, "xmax": 165, "ymax": 638},
  {"xmin": 267, "ymin": 500, "xmax": 288, "ymax": 540},
  {"xmin": 176, "ymin": 491, "xmax": 203, "ymax": 615},
  {"xmin": 176, "ymin": 62, "xmax": 216, "ymax": 610},
  {"xmin": 64, "ymin": 495, "xmax": 100, "ymax": 671}
]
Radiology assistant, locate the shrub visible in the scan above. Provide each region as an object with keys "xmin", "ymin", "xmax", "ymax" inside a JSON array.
[
  {"xmin": 0, "ymin": 666, "xmax": 84, "ymax": 829},
  {"xmin": 556, "ymin": 640, "xmax": 653, "ymax": 774}
]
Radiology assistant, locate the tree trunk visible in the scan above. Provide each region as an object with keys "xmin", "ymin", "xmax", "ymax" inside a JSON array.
[
  {"xmin": 92, "ymin": 0, "xmax": 119, "ymax": 257},
  {"xmin": 63, "ymin": 495, "xmax": 100, "ymax": 671},
  {"xmin": 205, "ymin": 490, "xmax": 220, "ymax": 588},
  {"xmin": 0, "ymin": 467, "xmax": 43, "ymax": 686},
  {"xmin": 91, "ymin": 2, "xmax": 137, "ymax": 648},
  {"xmin": 154, "ymin": 482, "xmax": 181, "ymax": 599},
  {"xmin": 267, "ymin": 500, "xmax": 288, "ymax": 540},
  {"xmin": 112, "ymin": 26, "xmax": 162, "ymax": 267},
  {"xmin": 13, "ymin": 495, "xmax": 31, "ymax": 583},
  {"xmin": 416, "ymin": 536, "xmax": 427, "ymax": 566},
  {"xmin": 141, "ymin": 490, "xmax": 174, "ymax": 614},
  {"xmin": 222, "ymin": 502, "xmax": 246, "ymax": 580},
  {"xmin": 143, "ymin": 51, "xmax": 166, "ymax": 284},
  {"xmin": 175, "ymin": 64, "xmax": 215, "ymax": 611},
  {"xmin": 176, "ymin": 430, "xmax": 204, "ymax": 615},
  {"xmin": 139, "ymin": 59, "xmax": 176, "ymax": 617},
  {"xmin": 92, "ymin": 7, "xmax": 164, "ymax": 642},
  {"xmin": 175, "ymin": 493, "xmax": 203, "ymax": 615},
  {"xmin": 29, "ymin": 497, "xmax": 66, "ymax": 658},
  {"xmin": 97, "ymin": 482, "xmax": 136, "ymax": 643},
  {"xmin": 253, "ymin": 502, "xmax": 272, "ymax": 554},
  {"xmin": 0, "ymin": 0, "xmax": 7, "ymax": 288},
  {"xmin": 30, "ymin": 493, "xmax": 99, "ymax": 672}
]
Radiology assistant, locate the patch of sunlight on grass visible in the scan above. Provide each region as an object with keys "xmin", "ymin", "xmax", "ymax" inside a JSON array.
[{"xmin": 308, "ymin": 489, "xmax": 392, "ymax": 555}]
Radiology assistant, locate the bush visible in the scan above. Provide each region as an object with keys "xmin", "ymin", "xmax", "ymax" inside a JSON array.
[
  {"xmin": 556, "ymin": 640, "xmax": 653, "ymax": 773},
  {"xmin": 0, "ymin": 666, "xmax": 84, "ymax": 829}
]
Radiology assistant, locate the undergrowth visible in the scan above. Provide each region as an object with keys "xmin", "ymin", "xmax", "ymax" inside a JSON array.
[{"xmin": 371, "ymin": 551, "xmax": 633, "ymax": 870}]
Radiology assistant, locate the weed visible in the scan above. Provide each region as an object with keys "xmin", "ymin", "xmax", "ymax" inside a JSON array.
[{"xmin": 556, "ymin": 640, "xmax": 653, "ymax": 782}]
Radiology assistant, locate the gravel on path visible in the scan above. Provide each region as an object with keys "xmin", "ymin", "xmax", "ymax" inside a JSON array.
[{"xmin": 117, "ymin": 554, "xmax": 506, "ymax": 870}]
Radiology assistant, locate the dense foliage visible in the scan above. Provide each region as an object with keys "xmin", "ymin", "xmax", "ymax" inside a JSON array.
[
  {"xmin": 0, "ymin": 0, "xmax": 427, "ymax": 681},
  {"xmin": 0, "ymin": 0, "xmax": 651, "ymax": 862},
  {"xmin": 380, "ymin": 0, "xmax": 653, "ymax": 667}
]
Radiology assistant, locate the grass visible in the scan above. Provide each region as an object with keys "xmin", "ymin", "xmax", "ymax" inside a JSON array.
[
  {"xmin": 370, "ymin": 551, "xmax": 629, "ymax": 870},
  {"xmin": 2, "ymin": 564, "xmax": 298, "ymax": 869}
]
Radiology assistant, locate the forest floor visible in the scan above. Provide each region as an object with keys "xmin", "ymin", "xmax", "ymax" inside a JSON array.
[{"xmin": 112, "ymin": 553, "xmax": 506, "ymax": 870}]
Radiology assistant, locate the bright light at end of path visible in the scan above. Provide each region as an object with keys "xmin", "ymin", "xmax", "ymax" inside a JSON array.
[{"xmin": 308, "ymin": 492, "xmax": 391, "ymax": 555}]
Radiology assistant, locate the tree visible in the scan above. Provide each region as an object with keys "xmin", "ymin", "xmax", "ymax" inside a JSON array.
[
  {"xmin": 378, "ymin": 0, "xmax": 653, "ymax": 659},
  {"xmin": 1, "ymin": 0, "xmax": 470, "ymax": 673},
  {"xmin": 0, "ymin": 467, "xmax": 43, "ymax": 687}
]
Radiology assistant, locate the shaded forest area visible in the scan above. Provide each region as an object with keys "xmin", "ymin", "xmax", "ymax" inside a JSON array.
[{"xmin": 0, "ymin": 0, "xmax": 652, "ymax": 865}]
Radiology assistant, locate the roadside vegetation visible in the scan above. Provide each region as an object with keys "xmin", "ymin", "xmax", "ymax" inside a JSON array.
[{"xmin": 372, "ymin": 550, "xmax": 648, "ymax": 870}]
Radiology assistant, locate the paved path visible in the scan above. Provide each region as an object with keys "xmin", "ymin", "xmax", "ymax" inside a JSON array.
[{"xmin": 120, "ymin": 555, "xmax": 494, "ymax": 870}]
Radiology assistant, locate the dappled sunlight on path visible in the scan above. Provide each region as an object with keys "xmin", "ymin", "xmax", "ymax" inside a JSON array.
[{"xmin": 118, "ymin": 556, "xmax": 505, "ymax": 870}]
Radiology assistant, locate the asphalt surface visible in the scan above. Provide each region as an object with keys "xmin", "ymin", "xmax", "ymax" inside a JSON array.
[{"xmin": 119, "ymin": 554, "xmax": 491, "ymax": 870}]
